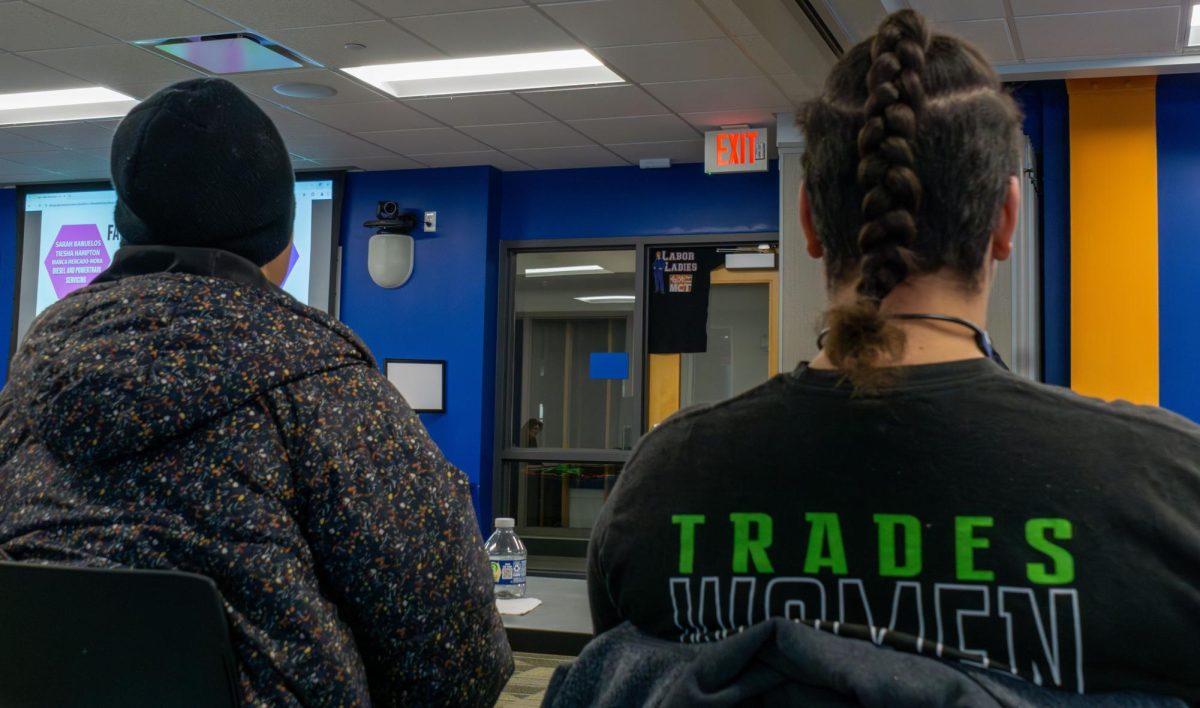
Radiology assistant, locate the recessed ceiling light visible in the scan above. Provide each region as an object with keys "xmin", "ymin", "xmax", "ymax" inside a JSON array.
[
  {"xmin": 1190, "ymin": 4, "xmax": 1200, "ymax": 47},
  {"xmin": 524, "ymin": 264, "xmax": 608, "ymax": 277},
  {"xmin": 0, "ymin": 87, "xmax": 138, "ymax": 126},
  {"xmin": 342, "ymin": 49, "xmax": 623, "ymax": 98},
  {"xmin": 575, "ymin": 295, "xmax": 636, "ymax": 304}
]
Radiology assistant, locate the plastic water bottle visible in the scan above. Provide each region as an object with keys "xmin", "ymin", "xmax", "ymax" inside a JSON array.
[{"xmin": 485, "ymin": 518, "xmax": 527, "ymax": 599}]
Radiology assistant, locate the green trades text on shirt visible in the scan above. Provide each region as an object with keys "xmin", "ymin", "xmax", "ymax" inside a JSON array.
[{"xmin": 671, "ymin": 512, "xmax": 1074, "ymax": 584}]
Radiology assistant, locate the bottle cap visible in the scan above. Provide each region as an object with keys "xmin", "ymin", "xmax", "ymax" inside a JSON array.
[{"xmin": 495, "ymin": 517, "xmax": 515, "ymax": 528}]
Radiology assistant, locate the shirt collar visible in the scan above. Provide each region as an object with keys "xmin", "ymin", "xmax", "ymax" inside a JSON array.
[{"xmin": 92, "ymin": 245, "xmax": 273, "ymax": 290}]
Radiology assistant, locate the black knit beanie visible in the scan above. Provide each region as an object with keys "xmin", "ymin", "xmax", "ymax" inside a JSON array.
[{"xmin": 110, "ymin": 78, "xmax": 294, "ymax": 266}]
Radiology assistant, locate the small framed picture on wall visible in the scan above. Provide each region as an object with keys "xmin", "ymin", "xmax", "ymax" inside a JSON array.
[{"xmin": 385, "ymin": 359, "xmax": 447, "ymax": 413}]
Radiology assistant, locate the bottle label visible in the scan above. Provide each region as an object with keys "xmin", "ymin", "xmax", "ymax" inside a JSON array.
[{"xmin": 491, "ymin": 559, "xmax": 526, "ymax": 585}]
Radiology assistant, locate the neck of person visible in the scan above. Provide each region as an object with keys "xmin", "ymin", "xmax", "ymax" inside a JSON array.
[{"xmin": 809, "ymin": 270, "xmax": 991, "ymax": 370}]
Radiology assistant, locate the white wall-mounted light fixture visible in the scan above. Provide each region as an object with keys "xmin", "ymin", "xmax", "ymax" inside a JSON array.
[
  {"xmin": 524, "ymin": 265, "xmax": 607, "ymax": 277},
  {"xmin": 342, "ymin": 49, "xmax": 623, "ymax": 98},
  {"xmin": 365, "ymin": 201, "xmax": 422, "ymax": 288},
  {"xmin": 0, "ymin": 87, "xmax": 137, "ymax": 126}
]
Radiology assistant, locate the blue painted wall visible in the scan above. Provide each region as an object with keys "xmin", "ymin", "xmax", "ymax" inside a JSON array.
[
  {"xmin": 1156, "ymin": 74, "xmax": 1200, "ymax": 420},
  {"xmin": 0, "ymin": 188, "xmax": 14, "ymax": 389},
  {"xmin": 339, "ymin": 162, "xmax": 780, "ymax": 529},
  {"xmin": 1012, "ymin": 80, "xmax": 1071, "ymax": 388},
  {"xmin": 338, "ymin": 167, "xmax": 500, "ymax": 523},
  {"xmin": 500, "ymin": 161, "xmax": 779, "ymax": 239}
]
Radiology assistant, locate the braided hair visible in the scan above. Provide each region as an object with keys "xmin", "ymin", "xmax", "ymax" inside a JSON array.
[{"xmin": 801, "ymin": 9, "xmax": 1021, "ymax": 391}]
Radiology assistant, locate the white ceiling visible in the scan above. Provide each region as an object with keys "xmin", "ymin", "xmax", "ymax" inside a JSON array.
[
  {"xmin": 4, "ymin": 0, "xmax": 1197, "ymax": 185},
  {"xmin": 0, "ymin": 0, "xmax": 828, "ymax": 185},
  {"xmin": 817, "ymin": 0, "xmax": 1198, "ymax": 79}
]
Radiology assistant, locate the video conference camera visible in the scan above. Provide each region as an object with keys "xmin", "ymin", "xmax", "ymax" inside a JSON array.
[{"xmin": 363, "ymin": 201, "xmax": 418, "ymax": 235}]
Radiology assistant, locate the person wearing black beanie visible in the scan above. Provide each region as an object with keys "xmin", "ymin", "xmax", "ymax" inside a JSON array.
[
  {"xmin": 0, "ymin": 77, "xmax": 513, "ymax": 707},
  {"xmin": 111, "ymin": 77, "xmax": 295, "ymax": 270}
]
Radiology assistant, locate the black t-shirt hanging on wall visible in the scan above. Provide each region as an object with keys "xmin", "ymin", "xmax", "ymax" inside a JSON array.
[
  {"xmin": 589, "ymin": 359, "xmax": 1200, "ymax": 702},
  {"xmin": 647, "ymin": 247, "xmax": 727, "ymax": 354}
]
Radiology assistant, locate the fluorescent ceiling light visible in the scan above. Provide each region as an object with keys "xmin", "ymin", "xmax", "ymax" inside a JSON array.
[
  {"xmin": 342, "ymin": 49, "xmax": 623, "ymax": 98},
  {"xmin": 524, "ymin": 265, "xmax": 607, "ymax": 277},
  {"xmin": 575, "ymin": 295, "xmax": 635, "ymax": 304},
  {"xmin": 0, "ymin": 87, "xmax": 137, "ymax": 126}
]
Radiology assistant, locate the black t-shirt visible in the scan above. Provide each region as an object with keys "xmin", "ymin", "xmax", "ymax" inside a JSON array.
[{"xmin": 589, "ymin": 359, "xmax": 1200, "ymax": 702}]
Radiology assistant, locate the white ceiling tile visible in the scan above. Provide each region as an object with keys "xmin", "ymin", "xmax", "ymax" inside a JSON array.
[
  {"xmin": 399, "ymin": 7, "xmax": 578, "ymax": 56},
  {"xmin": 249, "ymin": 100, "xmax": 344, "ymax": 137},
  {"xmin": 771, "ymin": 73, "xmax": 820, "ymax": 105},
  {"xmin": 3, "ymin": 149, "xmax": 106, "ymax": 172},
  {"xmin": 505, "ymin": 144, "xmax": 628, "ymax": 169},
  {"xmin": 19, "ymin": 44, "xmax": 204, "ymax": 86},
  {"xmin": 0, "ymin": 129, "xmax": 57, "ymax": 153},
  {"xmin": 0, "ymin": 52, "xmax": 92, "ymax": 92},
  {"xmin": 459, "ymin": 121, "xmax": 592, "ymax": 149},
  {"xmin": 697, "ymin": 0, "xmax": 758, "ymax": 35},
  {"xmin": 28, "ymin": 0, "xmax": 238, "ymax": 41},
  {"xmin": 404, "ymin": 93, "xmax": 552, "ymax": 125},
  {"xmin": 540, "ymin": 0, "xmax": 724, "ymax": 46},
  {"xmin": 0, "ymin": 159, "xmax": 62, "ymax": 183},
  {"xmin": 935, "ymin": 19, "xmax": 1017, "ymax": 63},
  {"xmin": 907, "ymin": 0, "xmax": 1005, "ymax": 22},
  {"xmin": 734, "ymin": 35, "xmax": 794, "ymax": 76},
  {"xmin": 568, "ymin": 114, "xmax": 699, "ymax": 143},
  {"xmin": 607, "ymin": 139, "xmax": 705, "ymax": 164},
  {"xmin": 643, "ymin": 76, "xmax": 791, "ymax": 113},
  {"xmin": 6, "ymin": 122, "xmax": 115, "ymax": 149},
  {"xmin": 360, "ymin": 0, "xmax": 525, "ymax": 17},
  {"xmin": 285, "ymin": 133, "xmax": 395, "ymax": 160},
  {"xmin": 596, "ymin": 38, "xmax": 761, "ymax": 83},
  {"xmin": 190, "ymin": 0, "xmax": 377, "ymax": 30},
  {"xmin": 358, "ymin": 127, "xmax": 489, "ymax": 153},
  {"xmin": 411, "ymin": 150, "xmax": 531, "ymax": 170},
  {"xmin": 268, "ymin": 21, "xmax": 443, "ymax": 68},
  {"xmin": 0, "ymin": 1, "xmax": 117, "ymax": 51},
  {"xmin": 1015, "ymin": 6, "xmax": 1180, "ymax": 59},
  {"xmin": 318, "ymin": 155, "xmax": 427, "ymax": 170},
  {"xmin": 519, "ymin": 84, "xmax": 666, "ymax": 120},
  {"xmin": 1010, "ymin": 0, "xmax": 1176, "ymax": 15},
  {"xmin": 296, "ymin": 100, "xmax": 441, "ymax": 132},
  {"xmin": 679, "ymin": 109, "xmax": 780, "ymax": 131},
  {"xmin": 225, "ymin": 68, "xmax": 387, "ymax": 105}
]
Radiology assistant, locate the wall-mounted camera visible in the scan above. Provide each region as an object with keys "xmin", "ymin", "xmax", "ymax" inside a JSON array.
[
  {"xmin": 364, "ymin": 200, "xmax": 419, "ymax": 235},
  {"xmin": 364, "ymin": 201, "xmax": 421, "ymax": 289}
]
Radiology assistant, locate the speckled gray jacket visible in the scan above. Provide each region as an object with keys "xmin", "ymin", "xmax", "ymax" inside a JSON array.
[{"xmin": 0, "ymin": 246, "xmax": 513, "ymax": 707}]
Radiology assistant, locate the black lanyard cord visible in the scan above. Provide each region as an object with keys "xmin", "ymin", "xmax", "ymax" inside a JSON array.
[{"xmin": 817, "ymin": 313, "xmax": 1008, "ymax": 369}]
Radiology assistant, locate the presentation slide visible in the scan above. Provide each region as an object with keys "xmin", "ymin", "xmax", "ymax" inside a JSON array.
[{"xmin": 15, "ymin": 178, "xmax": 337, "ymax": 345}]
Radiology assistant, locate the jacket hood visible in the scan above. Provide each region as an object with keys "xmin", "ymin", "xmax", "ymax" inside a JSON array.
[{"xmin": 5, "ymin": 273, "xmax": 373, "ymax": 464}]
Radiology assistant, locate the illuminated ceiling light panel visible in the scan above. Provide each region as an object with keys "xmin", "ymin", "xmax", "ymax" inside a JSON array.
[
  {"xmin": 575, "ymin": 295, "xmax": 635, "ymax": 303},
  {"xmin": 0, "ymin": 87, "xmax": 138, "ymax": 126},
  {"xmin": 149, "ymin": 34, "xmax": 307, "ymax": 74},
  {"xmin": 342, "ymin": 49, "xmax": 623, "ymax": 98},
  {"xmin": 524, "ymin": 265, "xmax": 607, "ymax": 277}
]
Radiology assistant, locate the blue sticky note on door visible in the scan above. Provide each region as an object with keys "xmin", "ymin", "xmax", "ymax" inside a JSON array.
[{"xmin": 589, "ymin": 352, "xmax": 629, "ymax": 380}]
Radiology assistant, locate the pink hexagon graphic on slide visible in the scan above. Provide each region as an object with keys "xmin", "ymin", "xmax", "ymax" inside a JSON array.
[
  {"xmin": 281, "ymin": 243, "xmax": 300, "ymax": 288},
  {"xmin": 44, "ymin": 224, "xmax": 110, "ymax": 299}
]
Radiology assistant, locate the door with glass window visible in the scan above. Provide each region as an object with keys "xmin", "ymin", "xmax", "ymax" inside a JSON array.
[{"xmin": 496, "ymin": 238, "xmax": 778, "ymax": 573}]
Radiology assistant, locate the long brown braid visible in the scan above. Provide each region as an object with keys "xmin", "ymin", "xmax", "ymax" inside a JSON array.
[{"xmin": 801, "ymin": 9, "xmax": 1022, "ymax": 391}]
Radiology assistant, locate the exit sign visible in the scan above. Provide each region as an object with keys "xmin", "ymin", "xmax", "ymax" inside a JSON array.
[{"xmin": 704, "ymin": 128, "xmax": 769, "ymax": 174}]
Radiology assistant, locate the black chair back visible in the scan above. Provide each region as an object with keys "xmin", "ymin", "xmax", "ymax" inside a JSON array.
[{"xmin": 0, "ymin": 561, "xmax": 239, "ymax": 708}]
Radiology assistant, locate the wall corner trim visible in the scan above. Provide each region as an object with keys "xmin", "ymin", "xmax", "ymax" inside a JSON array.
[{"xmin": 1066, "ymin": 75, "xmax": 1157, "ymax": 95}]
